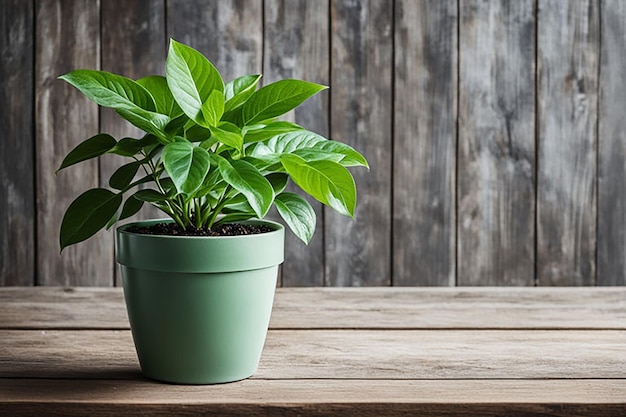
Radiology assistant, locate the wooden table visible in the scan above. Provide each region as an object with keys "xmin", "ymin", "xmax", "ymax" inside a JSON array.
[{"xmin": 0, "ymin": 287, "xmax": 625, "ymax": 416}]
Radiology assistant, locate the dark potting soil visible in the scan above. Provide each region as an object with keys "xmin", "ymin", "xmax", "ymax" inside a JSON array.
[{"xmin": 124, "ymin": 222, "xmax": 273, "ymax": 237}]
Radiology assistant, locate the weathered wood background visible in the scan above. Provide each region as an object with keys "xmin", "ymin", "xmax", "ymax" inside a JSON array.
[{"xmin": 0, "ymin": 0, "xmax": 623, "ymax": 287}]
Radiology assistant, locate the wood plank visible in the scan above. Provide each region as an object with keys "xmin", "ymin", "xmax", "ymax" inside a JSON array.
[
  {"xmin": 1, "ymin": 287, "xmax": 625, "ymax": 330},
  {"xmin": 1, "ymin": 329, "xmax": 624, "ymax": 380},
  {"xmin": 458, "ymin": 0, "xmax": 536, "ymax": 285},
  {"xmin": 537, "ymin": 0, "xmax": 600, "ymax": 286},
  {"xmin": 0, "ymin": 0, "xmax": 35, "ymax": 285},
  {"xmin": 35, "ymin": 0, "xmax": 113, "ymax": 286},
  {"xmin": 598, "ymin": 0, "xmax": 626, "ymax": 286},
  {"xmin": 100, "ymin": 0, "xmax": 166, "ymax": 285},
  {"xmin": 393, "ymin": 0, "xmax": 457, "ymax": 286},
  {"xmin": 167, "ymin": 0, "xmax": 262, "ymax": 82},
  {"xmin": 1, "ymin": 379, "xmax": 624, "ymax": 417},
  {"xmin": 327, "ymin": 0, "xmax": 393, "ymax": 286},
  {"xmin": 263, "ymin": 0, "xmax": 329, "ymax": 287}
]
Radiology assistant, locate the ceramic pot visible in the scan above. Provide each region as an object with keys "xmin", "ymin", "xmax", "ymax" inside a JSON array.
[{"xmin": 116, "ymin": 219, "xmax": 284, "ymax": 384}]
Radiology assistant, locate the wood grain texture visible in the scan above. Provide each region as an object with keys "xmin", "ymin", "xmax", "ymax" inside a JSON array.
[
  {"xmin": 100, "ymin": 0, "xmax": 166, "ymax": 285},
  {"xmin": 393, "ymin": 0, "xmax": 457, "ymax": 286},
  {"xmin": 0, "ymin": 0, "xmax": 35, "ymax": 285},
  {"xmin": 537, "ymin": 0, "xmax": 600, "ymax": 286},
  {"xmin": 2, "ymin": 287, "xmax": 624, "ymax": 330},
  {"xmin": 167, "ymin": 0, "xmax": 262, "ymax": 81},
  {"xmin": 458, "ymin": 0, "xmax": 536, "ymax": 285},
  {"xmin": 327, "ymin": 0, "xmax": 392, "ymax": 286},
  {"xmin": 597, "ymin": 0, "xmax": 626, "ymax": 286},
  {"xmin": 1, "ymin": 329, "xmax": 624, "ymax": 379},
  {"xmin": 1, "ymin": 379, "xmax": 624, "ymax": 417},
  {"xmin": 264, "ymin": 0, "xmax": 329, "ymax": 287},
  {"xmin": 35, "ymin": 0, "xmax": 113, "ymax": 286}
]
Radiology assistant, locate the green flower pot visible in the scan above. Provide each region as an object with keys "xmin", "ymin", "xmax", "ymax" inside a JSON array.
[{"xmin": 116, "ymin": 219, "xmax": 284, "ymax": 384}]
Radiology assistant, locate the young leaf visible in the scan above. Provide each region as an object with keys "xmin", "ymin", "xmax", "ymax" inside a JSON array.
[
  {"xmin": 137, "ymin": 75, "xmax": 183, "ymax": 117},
  {"xmin": 243, "ymin": 121, "xmax": 303, "ymax": 144},
  {"xmin": 58, "ymin": 134, "xmax": 116, "ymax": 171},
  {"xmin": 280, "ymin": 154, "xmax": 356, "ymax": 217},
  {"xmin": 162, "ymin": 141, "xmax": 210, "ymax": 195},
  {"xmin": 209, "ymin": 122, "xmax": 243, "ymax": 153},
  {"xmin": 60, "ymin": 188, "xmax": 122, "ymax": 250},
  {"xmin": 216, "ymin": 156, "xmax": 274, "ymax": 218},
  {"xmin": 242, "ymin": 79, "xmax": 327, "ymax": 125},
  {"xmin": 275, "ymin": 192, "xmax": 316, "ymax": 244},
  {"xmin": 109, "ymin": 161, "xmax": 141, "ymax": 190},
  {"xmin": 224, "ymin": 74, "xmax": 262, "ymax": 112},
  {"xmin": 201, "ymin": 90, "xmax": 225, "ymax": 127},
  {"xmin": 166, "ymin": 39, "xmax": 224, "ymax": 125}
]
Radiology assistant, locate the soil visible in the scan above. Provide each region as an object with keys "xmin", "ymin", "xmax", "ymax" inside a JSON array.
[{"xmin": 125, "ymin": 222, "xmax": 273, "ymax": 237}]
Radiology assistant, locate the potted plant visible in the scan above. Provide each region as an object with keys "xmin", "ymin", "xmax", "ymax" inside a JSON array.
[{"xmin": 57, "ymin": 39, "xmax": 368, "ymax": 384}]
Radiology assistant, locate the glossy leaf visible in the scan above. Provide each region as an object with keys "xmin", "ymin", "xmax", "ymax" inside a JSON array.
[
  {"xmin": 119, "ymin": 193, "xmax": 145, "ymax": 220},
  {"xmin": 60, "ymin": 188, "xmax": 122, "ymax": 250},
  {"xmin": 216, "ymin": 156, "xmax": 274, "ymax": 218},
  {"xmin": 275, "ymin": 192, "xmax": 316, "ymax": 244},
  {"xmin": 243, "ymin": 121, "xmax": 303, "ymax": 144},
  {"xmin": 201, "ymin": 90, "xmax": 225, "ymax": 127},
  {"xmin": 224, "ymin": 74, "xmax": 261, "ymax": 112},
  {"xmin": 60, "ymin": 70, "xmax": 156, "ymax": 111},
  {"xmin": 109, "ymin": 135, "xmax": 159, "ymax": 157},
  {"xmin": 280, "ymin": 154, "xmax": 356, "ymax": 217},
  {"xmin": 162, "ymin": 141, "xmax": 210, "ymax": 195},
  {"xmin": 242, "ymin": 79, "xmax": 327, "ymax": 125},
  {"xmin": 134, "ymin": 189, "xmax": 169, "ymax": 203},
  {"xmin": 166, "ymin": 39, "xmax": 224, "ymax": 125},
  {"xmin": 137, "ymin": 75, "xmax": 183, "ymax": 117},
  {"xmin": 209, "ymin": 122, "xmax": 243, "ymax": 153},
  {"xmin": 58, "ymin": 134, "xmax": 116, "ymax": 171},
  {"xmin": 251, "ymin": 130, "xmax": 369, "ymax": 168}
]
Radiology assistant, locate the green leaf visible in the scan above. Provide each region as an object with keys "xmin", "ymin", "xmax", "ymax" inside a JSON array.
[
  {"xmin": 251, "ymin": 130, "xmax": 369, "ymax": 168},
  {"xmin": 59, "ymin": 70, "xmax": 156, "ymax": 111},
  {"xmin": 166, "ymin": 39, "xmax": 224, "ymax": 125},
  {"xmin": 242, "ymin": 79, "xmax": 327, "ymax": 125},
  {"xmin": 275, "ymin": 192, "xmax": 316, "ymax": 244},
  {"xmin": 60, "ymin": 188, "xmax": 122, "ymax": 250},
  {"xmin": 280, "ymin": 154, "xmax": 356, "ymax": 217},
  {"xmin": 162, "ymin": 141, "xmax": 210, "ymax": 195},
  {"xmin": 119, "ymin": 193, "xmax": 145, "ymax": 220},
  {"xmin": 134, "ymin": 189, "xmax": 168, "ymax": 203},
  {"xmin": 266, "ymin": 173, "xmax": 289, "ymax": 194},
  {"xmin": 224, "ymin": 74, "xmax": 262, "ymax": 112},
  {"xmin": 109, "ymin": 134, "xmax": 158, "ymax": 157},
  {"xmin": 209, "ymin": 122, "xmax": 243, "ymax": 153},
  {"xmin": 243, "ymin": 121, "xmax": 303, "ymax": 144},
  {"xmin": 115, "ymin": 108, "xmax": 170, "ymax": 143},
  {"xmin": 201, "ymin": 90, "xmax": 225, "ymax": 127},
  {"xmin": 137, "ymin": 75, "xmax": 183, "ymax": 117},
  {"xmin": 58, "ymin": 134, "xmax": 116, "ymax": 171},
  {"xmin": 216, "ymin": 155, "xmax": 274, "ymax": 218},
  {"xmin": 109, "ymin": 161, "xmax": 141, "ymax": 190}
]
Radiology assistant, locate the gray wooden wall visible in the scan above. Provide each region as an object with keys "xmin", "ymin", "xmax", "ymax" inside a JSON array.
[{"xmin": 1, "ymin": 0, "xmax": 625, "ymax": 287}]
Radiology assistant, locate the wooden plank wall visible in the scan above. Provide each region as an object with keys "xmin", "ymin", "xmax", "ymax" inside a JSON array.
[{"xmin": 0, "ymin": 0, "xmax": 624, "ymax": 287}]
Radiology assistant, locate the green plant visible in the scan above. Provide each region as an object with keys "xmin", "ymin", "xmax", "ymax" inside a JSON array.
[{"xmin": 58, "ymin": 39, "xmax": 367, "ymax": 250}]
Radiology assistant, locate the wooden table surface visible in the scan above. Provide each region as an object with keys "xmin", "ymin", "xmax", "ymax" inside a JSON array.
[{"xmin": 0, "ymin": 287, "xmax": 625, "ymax": 416}]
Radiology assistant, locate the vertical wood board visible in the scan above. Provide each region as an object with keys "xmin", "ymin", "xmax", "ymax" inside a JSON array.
[
  {"xmin": 537, "ymin": 0, "xmax": 599, "ymax": 286},
  {"xmin": 0, "ymin": 0, "xmax": 35, "ymax": 285},
  {"xmin": 393, "ymin": 0, "xmax": 457, "ymax": 286},
  {"xmin": 35, "ymin": 0, "xmax": 113, "ymax": 286},
  {"xmin": 264, "ymin": 0, "xmax": 329, "ymax": 286},
  {"xmin": 167, "ymin": 0, "xmax": 263, "ymax": 82},
  {"xmin": 458, "ymin": 0, "xmax": 536, "ymax": 285},
  {"xmin": 326, "ymin": 0, "xmax": 393, "ymax": 286},
  {"xmin": 101, "ymin": 0, "xmax": 166, "ymax": 285},
  {"xmin": 597, "ymin": 0, "xmax": 626, "ymax": 286}
]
